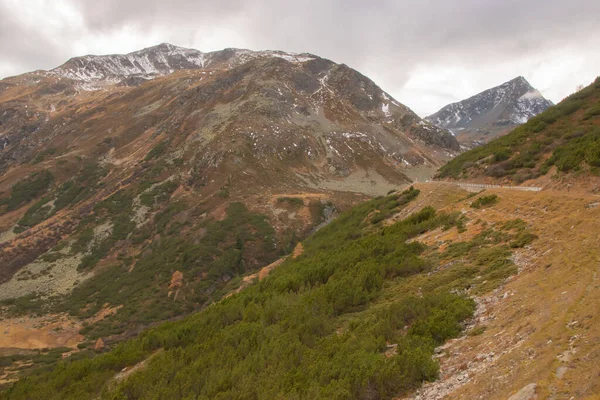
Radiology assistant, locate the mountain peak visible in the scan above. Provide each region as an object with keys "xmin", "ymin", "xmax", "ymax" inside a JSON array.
[
  {"xmin": 155, "ymin": 42, "xmax": 178, "ymax": 49},
  {"xmin": 506, "ymin": 75, "xmax": 534, "ymax": 90},
  {"xmin": 1, "ymin": 43, "xmax": 459, "ymax": 182},
  {"xmin": 425, "ymin": 77, "xmax": 553, "ymax": 148},
  {"xmin": 132, "ymin": 42, "xmax": 201, "ymax": 56}
]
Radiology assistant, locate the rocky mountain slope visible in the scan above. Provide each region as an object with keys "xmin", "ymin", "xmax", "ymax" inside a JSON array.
[
  {"xmin": 426, "ymin": 76, "xmax": 553, "ymax": 148},
  {"xmin": 1, "ymin": 44, "xmax": 457, "ymax": 184},
  {"xmin": 436, "ymin": 76, "xmax": 600, "ymax": 188},
  {"xmin": 0, "ymin": 44, "xmax": 458, "ymax": 362}
]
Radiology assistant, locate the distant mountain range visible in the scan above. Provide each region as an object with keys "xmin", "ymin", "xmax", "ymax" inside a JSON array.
[{"xmin": 426, "ymin": 76, "xmax": 553, "ymax": 148}]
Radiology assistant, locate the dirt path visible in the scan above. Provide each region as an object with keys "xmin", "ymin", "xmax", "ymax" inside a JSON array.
[{"xmin": 430, "ymin": 180, "xmax": 542, "ymax": 192}]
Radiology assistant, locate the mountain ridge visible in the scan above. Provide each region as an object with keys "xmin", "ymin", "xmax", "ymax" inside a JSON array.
[
  {"xmin": 0, "ymin": 44, "xmax": 459, "ymax": 181},
  {"xmin": 47, "ymin": 43, "xmax": 318, "ymax": 86}
]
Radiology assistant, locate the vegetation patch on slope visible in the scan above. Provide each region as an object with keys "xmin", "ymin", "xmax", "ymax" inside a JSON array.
[
  {"xmin": 1, "ymin": 199, "xmax": 280, "ymax": 340},
  {"xmin": 13, "ymin": 163, "xmax": 107, "ymax": 232},
  {"xmin": 2, "ymin": 188, "xmax": 536, "ymax": 399},
  {"xmin": 0, "ymin": 170, "xmax": 54, "ymax": 212}
]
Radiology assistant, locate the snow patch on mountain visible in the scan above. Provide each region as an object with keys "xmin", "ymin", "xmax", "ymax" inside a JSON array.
[
  {"xmin": 51, "ymin": 43, "xmax": 316, "ymax": 85},
  {"xmin": 426, "ymin": 76, "xmax": 553, "ymax": 132}
]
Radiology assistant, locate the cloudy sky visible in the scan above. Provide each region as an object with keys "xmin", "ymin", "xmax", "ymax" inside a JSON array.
[{"xmin": 1, "ymin": 0, "xmax": 599, "ymax": 116}]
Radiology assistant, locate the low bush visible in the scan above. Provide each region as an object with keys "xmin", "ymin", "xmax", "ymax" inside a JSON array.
[
  {"xmin": 276, "ymin": 196, "xmax": 304, "ymax": 206},
  {"xmin": 144, "ymin": 140, "xmax": 169, "ymax": 161},
  {"xmin": 470, "ymin": 194, "xmax": 498, "ymax": 209},
  {"xmin": 3, "ymin": 170, "xmax": 53, "ymax": 211}
]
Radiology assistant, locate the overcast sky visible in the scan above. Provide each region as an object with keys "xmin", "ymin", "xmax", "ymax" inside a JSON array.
[{"xmin": 1, "ymin": 0, "xmax": 599, "ymax": 116}]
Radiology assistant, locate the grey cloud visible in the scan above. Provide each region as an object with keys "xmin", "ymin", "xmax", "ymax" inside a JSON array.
[
  {"xmin": 1, "ymin": 0, "xmax": 599, "ymax": 114},
  {"xmin": 0, "ymin": 2, "xmax": 72, "ymax": 73}
]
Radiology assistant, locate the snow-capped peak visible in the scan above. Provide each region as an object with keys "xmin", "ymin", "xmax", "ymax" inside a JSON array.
[
  {"xmin": 425, "ymin": 76, "xmax": 553, "ymax": 147},
  {"xmin": 426, "ymin": 76, "xmax": 553, "ymax": 130},
  {"xmin": 50, "ymin": 43, "xmax": 317, "ymax": 85}
]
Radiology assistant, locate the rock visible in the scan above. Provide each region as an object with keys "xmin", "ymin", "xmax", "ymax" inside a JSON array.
[
  {"xmin": 507, "ymin": 383, "xmax": 537, "ymax": 400},
  {"xmin": 556, "ymin": 366, "xmax": 568, "ymax": 380}
]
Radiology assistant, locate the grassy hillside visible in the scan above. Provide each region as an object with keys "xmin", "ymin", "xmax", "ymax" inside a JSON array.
[
  {"xmin": 437, "ymin": 77, "xmax": 600, "ymax": 182},
  {"xmin": 2, "ymin": 187, "xmax": 536, "ymax": 399}
]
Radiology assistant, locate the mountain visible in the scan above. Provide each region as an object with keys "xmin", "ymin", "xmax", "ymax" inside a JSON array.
[
  {"xmin": 0, "ymin": 44, "xmax": 458, "ymax": 183},
  {"xmin": 0, "ymin": 44, "xmax": 459, "ymax": 361},
  {"xmin": 426, "ymin": 76, "xmax": 553, "ymax": 148},
  {"xmin": 51, "ymin": 43, "xmax": 317, "ymax": 87},
  {"xmin": 436, "ymin": 76, "xmax": 600, "ymax": 187}
]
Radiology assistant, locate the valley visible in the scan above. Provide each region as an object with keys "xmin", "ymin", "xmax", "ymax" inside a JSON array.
[{"xmin": 0, "ymin": 41, "xmax": 598, "ymax": 399}]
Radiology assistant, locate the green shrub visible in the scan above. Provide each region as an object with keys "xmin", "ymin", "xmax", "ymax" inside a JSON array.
[
  {"xmin": 31, "ymin": 148, "xmax": 57, "ymax": 165},
  {"xmin": 584, "ymin": 105, "xmax": 600, "ymax": 120},
  {"xmin": 493, "ymin": 149, "xmax": 511, "ymax": 162},
  {"xmin": 218, "ymin": 187, "xmax": 230, "ymax": 198},
  {"xmin": 510, "ymin": 232, "xmax": 537, "ymax": 248},
  {"xmin": 371, "ymin": 212, "xmax": 386, "ymax": 224},
  {"xmin": 16, "ymin": 197, "xmax": 52, "ymax": 230},
  {"xmin": 3, "ymin": 170, "xmax": 53, "ymax": 211},
  {"xmin": 139, "ymin": 180, "xmax": 179, "ymax": 207},
  {"xmin": 144, "ymin": 140, "xmax": 169, "ymax": 161},
  {"xmin": 470, "ymin": 194, "xmax": 498, "ymax": 209},
  {"xmin": 276, "ymin": 196, "xmax": 304, "ymax": 206}
]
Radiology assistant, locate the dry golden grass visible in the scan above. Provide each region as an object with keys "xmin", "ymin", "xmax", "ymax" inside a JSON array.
[
  {"xmin": 0, "ymin": 314, "xmax": 83, "ymax": 350},
  {"xmin": 401, "ymin": 183, "xmax": 600, "ymax": 399}
]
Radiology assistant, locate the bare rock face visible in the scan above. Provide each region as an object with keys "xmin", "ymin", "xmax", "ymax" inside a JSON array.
[{"xmin": 426, "ymin": 76, "xmax": 553, "ymax": 148}]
